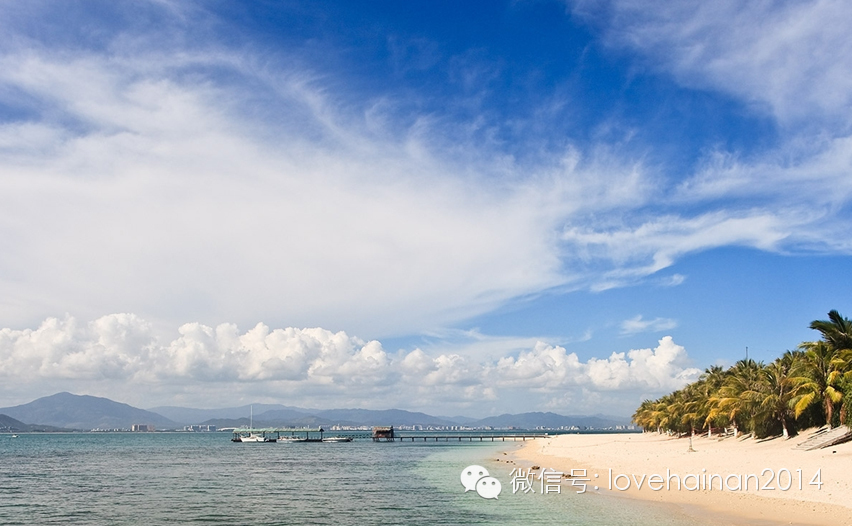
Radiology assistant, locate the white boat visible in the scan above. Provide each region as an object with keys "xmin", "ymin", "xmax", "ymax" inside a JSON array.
[
  {"xmin": 236, "ymin": 433, "xmax": 275, "ymax": 443},
  {"xmin": 231, "ymin": 405, "xmax": 276, "ymax": 442},
  {"xmin": 322, "ymin": 436, "xmax": 353, "ymax": 443},
  {"xmin": 278, "ymin": 436, "xmax": 308, "ymax": 443}
]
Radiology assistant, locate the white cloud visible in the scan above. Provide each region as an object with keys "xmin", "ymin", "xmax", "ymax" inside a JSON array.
[
  {"xmin": 563, "ymin": 210, "xmax": 793, "ymax": 289},
  {"xmin": 620, "ymin": 315, "xmax": 677, "ymax": 335},
  {"xmin": 578, "ymin": 0, "xmax": 852, "ymax": 125},
  {"xmin": 0, "ymin": 314, "xmax": 699, "ymax": 415},
  {"xmin": 2, "ymin": 1, "xmax": 852, "ymax": 349},
  {"xmin": 0, "ymin": 42, "xmax": 670, "ymax": 337},
  {"xmin": 563, "ymin": 0, "xmax": 852, "ymax": 272}
]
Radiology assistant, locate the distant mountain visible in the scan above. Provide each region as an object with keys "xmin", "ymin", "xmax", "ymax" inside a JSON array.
[
  {"xmin": 1, "ymin": 413, "xmax": 30, "ymax": 432},
  {"xmin": 467, "ymin": 412, "xmax": 629, "ymax": 429},
  {"xmin": 197, "ymin": 411, "xmax": 342, "ymax": 429},
  {"xmin": 254, "ymin": 409, "xmax": 345, "ymax": 427},
  {"xmin": 0, "ymin": 393, "xmax": 177, "ymax": 430},
  {"xmin": 148, "ymin": 404, "xmax": 302, "ymax": 424},
  {"xmin": 0, "ymin": 413, "xmax": 68, "ymax": 433},
  {"xmin": 3, "ymin": 392, "xmax": 630, "ymax": 431},
  {"xmin": 313, "ymin": 408, "xmax": 455, "ymax": 427},
  {"xmin": 153, "ymin": 404, "xmax": 630, "ymax": 429},
  {"xmin": 150, "ymin": 405, "xmax": 459, "ymax": 427},
  {"xmin": 438, "ymin": 415, "xmax": 480, "ymax": 425}
]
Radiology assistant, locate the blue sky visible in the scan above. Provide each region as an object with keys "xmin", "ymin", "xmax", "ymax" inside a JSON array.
[{"xmin": 1, "ymin": 0, "xmax": 851, "ymax": 416}]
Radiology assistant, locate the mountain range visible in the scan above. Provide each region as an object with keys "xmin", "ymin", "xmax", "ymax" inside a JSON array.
[
  {"xmin": 0, "ymin": 413, "xmax": 67, "ymax": 432},
  {"xmin": 0, "ymin": 392, "xmax": 630, "ymax": 431}
]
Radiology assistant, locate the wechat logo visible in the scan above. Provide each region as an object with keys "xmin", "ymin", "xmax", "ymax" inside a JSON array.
[{"xmin": 460, "ymin": 465, "xmax": 502, "ymax": 500}]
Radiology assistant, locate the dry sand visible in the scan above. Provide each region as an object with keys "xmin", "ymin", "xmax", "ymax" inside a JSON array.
[{"xmin": 511, "ymin": 429, "xmax": 852, "ymax": 526}]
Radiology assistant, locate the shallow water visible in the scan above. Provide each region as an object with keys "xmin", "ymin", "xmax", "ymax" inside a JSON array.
[{"xmin": 0, "ymin": 433, "xmax": 711, "ymax": 525}]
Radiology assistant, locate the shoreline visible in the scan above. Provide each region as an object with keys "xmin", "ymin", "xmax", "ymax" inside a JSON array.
[{"xmin": 510, "ymin": 430, "xmax": 852, "ymax": 526}]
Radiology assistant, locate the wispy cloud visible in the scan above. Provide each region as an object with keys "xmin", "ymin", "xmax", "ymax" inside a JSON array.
[
  {"xmin": 620, "ymin": 315, "xmax": 678, "ymax": 335},
  {"xmin": 575, "ymin": 0, "xmax": 852, "ymax": 125},
  {"xmin": 1, "ymin": 1, "xmax": 852, "ymax": 345}
]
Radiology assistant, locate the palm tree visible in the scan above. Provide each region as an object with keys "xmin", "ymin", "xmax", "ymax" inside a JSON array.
[
  {"xmin": 809, "ymin": 310, "xmax": 852, "ymax": 351},
  {"xmin": 699, "ymin": 365, "xmax": 727, "ymax": 437},
  {"xmin": 793, "ymin": 341, "xmax": 844, "ymax": 427},
  {"xmin": 810, "ymin": 310, "xmax": 852, "ymax": 425},
  {"xmin": 632, "ymin": 399, "xmax": 656, "ymax": 432},
  {"xmin": 712, "ymin": 359, "xmax": 764, "ymax": 437},
  {"xmin": 675, "ymin": 383, "xmax": 704, "ymax": 437},
  {"xmin": 759, "ymin": 353, "xmax": 801, "ymax": 438}
]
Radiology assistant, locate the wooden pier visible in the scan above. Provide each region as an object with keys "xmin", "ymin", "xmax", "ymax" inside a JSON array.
[
  {"xmin": 392, "ymin": 434, "xmax": 548, "ymax": 442},
  {"xmin": 232, "ymin": 427, "xmax": 325, "ymax": 442},
  {"xmin": 371, "ymin": 426, "xmax": 548, "ymax": 442}
]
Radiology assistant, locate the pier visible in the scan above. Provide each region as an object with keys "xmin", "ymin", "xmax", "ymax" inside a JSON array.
[
  {"xmin": 232, "ymin": 427, "xmax": 325, "ymax": 442},
  {"xmin": 231, "ymin": 425, "xmax": 550, "ymax": 443},
  {"xmin": 391, "ymin": 434, "xmax": 548, "ymax": 442},
  {"xmin": 371, "ymin": 426, "xmax": 548, "ymax": 442}
]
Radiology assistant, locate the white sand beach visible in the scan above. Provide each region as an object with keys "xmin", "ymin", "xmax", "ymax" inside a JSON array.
[{"xmin": 511, "ymin": 430, "xmax": 852, "ymax": 526}]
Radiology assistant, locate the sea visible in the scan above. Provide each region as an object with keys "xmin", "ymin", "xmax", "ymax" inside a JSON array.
[{"xmin": 1, "ymin": 432, "xmax": 714, "ymax": 525}]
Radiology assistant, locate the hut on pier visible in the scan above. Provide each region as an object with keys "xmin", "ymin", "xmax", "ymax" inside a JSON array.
[{"xmin": 371, "ymin": 426, "xmax": 395, "ymax": 442}]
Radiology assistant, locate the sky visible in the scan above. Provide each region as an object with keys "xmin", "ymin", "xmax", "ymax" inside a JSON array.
[{"xmin": 1, "ymin": 0, "xmax": 852, "ymax": 417}]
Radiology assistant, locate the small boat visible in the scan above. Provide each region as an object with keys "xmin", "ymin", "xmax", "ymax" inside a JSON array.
[
  {"xmin": 235, "ymin": 433, "xmax": 275, "ymax": 443},
  {"xmin": 278, "ymin": 436, "xmax": 308, "ymax": 443},
  {"xmin": 11, "ymin": 435, "xmax": 18, "ymax": 438},
  {"xmin": 231, "ymin": 405, "xmax": 275, "ymax": 442},
  {"xmin": 322, "ymin": 436, "xmax": 353, "ymax": 443}
]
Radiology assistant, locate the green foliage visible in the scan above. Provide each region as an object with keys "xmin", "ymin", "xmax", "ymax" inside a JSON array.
[
  {"xmin": 633, "ymin": 311, "xmax": 852, "ymax": 438},
  {"xmin": 841, "ymin": 375, "xmax": 852, "ymax": 427}
]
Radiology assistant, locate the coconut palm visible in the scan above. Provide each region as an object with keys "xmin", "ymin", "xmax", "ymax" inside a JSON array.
[
  {"xmin": 711, "ymin": 359, "xmax": 764, "ymax": 437},
  {"xmin": 680, "ymin": 386, "xmax": 705, "ymax": 437},
  {"xmin": 632, "ymin": 399, "xmax": 656, "ymax": 432},
  {"xmin": 758, "ymin": 353, "xmax": 801, "ymax": 438},
  {"xmin": 801, "ymin": 311, "xmax": 852, "ymax": 426},
  {"xmin": 809, "ymin": 310, "xmax": 852, "ymax": 351},
  {"xmin": 793, "ymin": 341, "xmax": 844, "ymax": 427},
  {"xmin": 699, "ymin": 365, "xmax": 727, "ymax": 436}
]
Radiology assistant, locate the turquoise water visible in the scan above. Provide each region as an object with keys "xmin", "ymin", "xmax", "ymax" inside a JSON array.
[{"xmin": 0, "ymin": 433, "xmax": 710, "ymax": 525}]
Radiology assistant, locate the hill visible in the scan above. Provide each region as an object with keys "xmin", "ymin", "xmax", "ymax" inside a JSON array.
[
  {"xmin": 3, "ymin": 392, "xmax": 630, "ymax": 431},
  {"xmin": 0, "ymin": 393, "xmax": 178, "ymax": 430},
  {"xmin": 147, "ymin": 404, "xmax": 302, "ymax": 424},
  {"xmin": 313, "ymin": 408, "xmax": 455, "ymax": 427},
  {"xmin": 468, "ymin": 412, "xmax": 629, "ymax": 429},
  {"xmin": 1, "ymin": 413, "xmax": 30, "ymax": 432}
]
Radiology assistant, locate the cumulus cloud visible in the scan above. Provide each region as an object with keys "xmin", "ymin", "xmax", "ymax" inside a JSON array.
[{"xmin": 0, "ymin": 314, "xmax": 699, "ymax": 414}]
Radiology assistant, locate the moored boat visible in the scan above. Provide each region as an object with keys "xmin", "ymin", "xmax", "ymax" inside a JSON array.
[
  {"xmin": 232, "ymin": 433, "xmax": 276, "ymax": 442},
  {"xmin": 322, "ymin": 436, "xmax": 353, "ymax": 443},
  {"xmin": 277, "ymin": 435, "xmax": 308, "ymax": 443}
]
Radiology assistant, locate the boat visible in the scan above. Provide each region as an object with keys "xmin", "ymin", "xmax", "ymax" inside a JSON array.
[
  {"xmin": 322, "ymin": 436, "xmax": 353, "ymax": 443},
  {"xmin": 234, "ymin": 433, "xmax": 275, "ymax": 443},
  {"xmin": 231, "ymin": 405, "xmax": 276, "ymax": 442},
  {"xmin": 278, "ymin": 435, "xmax": 308, "ymax": 443}
]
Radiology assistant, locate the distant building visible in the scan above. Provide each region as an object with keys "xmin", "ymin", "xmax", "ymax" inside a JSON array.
[
  {"xmin": 131, "ymin": 424, "xmax": 155, "ymax": 432},
  {"xmin": 184, "ymin": 425, "xmax": 217, "ymax": 432}
]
